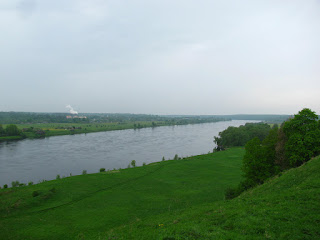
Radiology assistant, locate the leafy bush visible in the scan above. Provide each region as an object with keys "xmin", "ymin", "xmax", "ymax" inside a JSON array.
[
  {"xmin": 56, "ymin": 175, "xmax": 61, "ymax": 180},
  {"xmin": 28, "ymin": 181, "xmax": 34, "ymax": 186},
  {"xmin": 11, "ymin": 181, "xmax": 20, "ymax": 188},
  {"xmin": 174, "ymin": 154, "xmax": 179, "ymax": 160},
  {"xmin": 225, "ymin": 187, "xmax": 238, "ymax": 200},
  {"xmin": 32, "ymin": 191, "xmax": 40, "ymax": 197},
  {"xmin": 5, "ymin": 124, "xmax": 21, "ymax": 136},
  {"xmin": 131, "ymin": 160, "xmax": 136, "ymax": 167},
  {"xmin": 100, "ymin": 168, "xmax": 106, "ymax": 172},
  {"xmin": 3, "ymin": 184, "xmax": 8, "ymax": 189},
  {"xmin": 82, "ymin": 170, "xmax": 87, "ymax": 175}
]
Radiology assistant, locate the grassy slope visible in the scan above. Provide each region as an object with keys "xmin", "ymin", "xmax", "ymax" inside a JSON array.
[
  {"xmin": 107, "ymin": 156, "xmax": 320, "ymax": 239},
  {"xmin": 1, "ymin": 149, "xmax": 319, "ymax": 239},
  {"xmin": 0, "ymin": 148, "xmax": 244, "ymax": 240}
]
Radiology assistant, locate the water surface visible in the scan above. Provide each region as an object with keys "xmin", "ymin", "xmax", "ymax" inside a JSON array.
[{"xmin": 0, "ymin": 120, "xmax": 257, "ymax": 186}]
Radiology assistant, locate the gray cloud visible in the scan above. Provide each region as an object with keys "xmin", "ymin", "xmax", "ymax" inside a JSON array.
[
  {"xmin": 0, "ymin": 0, "xmax": 319, "ymax": 114},
  {"xmin": 16, "ymin": 0, "xmax": 37, "ymax": 18}
]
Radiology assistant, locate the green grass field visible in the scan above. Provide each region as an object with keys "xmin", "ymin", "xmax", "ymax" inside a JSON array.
[
  {"xmin": 1, "ymin": 148, "xmax": 319, "ymax": 239},
  {"xmin": 107, "ymin": 155, "xmax": 320, "ymax": 239},
  {"xmin": 0, "ymin": 148, "xmax": 244, "ymax": 239}
]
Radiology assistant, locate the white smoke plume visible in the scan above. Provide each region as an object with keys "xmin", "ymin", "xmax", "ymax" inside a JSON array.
[{"xmin": 66, "ymin": 105, "xmax": 78, "ymax": 114}]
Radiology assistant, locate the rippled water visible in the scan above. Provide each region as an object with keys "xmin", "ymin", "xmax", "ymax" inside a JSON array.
[{"xmin": 0, "ymin": 120, "xmax": 257, "ymax": 186}]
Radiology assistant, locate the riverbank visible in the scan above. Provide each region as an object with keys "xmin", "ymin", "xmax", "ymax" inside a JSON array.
[
  {"xmin": 3, "ymin": 119, "xmax": 227, "ymax": 139},
  {"xmin": 1, "ymin": 148, "xmax": 319, "ymax": 239},
  {"xmin": 0, "ymin": 136, "xmax": 24, "ymax": 141}
]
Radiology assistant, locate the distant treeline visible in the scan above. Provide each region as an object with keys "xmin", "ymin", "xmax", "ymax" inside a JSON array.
[
  {"xmin": 0, "ymin": 112, "xmax": 226, "ymax": 125},
  {"xmin": 0, "ymin": 111, "xmax": 292, "ymax": 124},
  {"xmin": 220, "ymin": 114, "xmax": 291, "ymax": 123},
  {"xmin": 0, "ymin": 112, "xmax": 88, "ymax": 124},
  {"xmin": 223, "ymin": 108, "xmax": 320, "ymax": 199}
]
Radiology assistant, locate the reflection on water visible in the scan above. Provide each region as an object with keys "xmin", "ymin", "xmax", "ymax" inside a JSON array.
[{"xmin": 0, "ymin": 120, "xmax": 258, "ymax": 185}]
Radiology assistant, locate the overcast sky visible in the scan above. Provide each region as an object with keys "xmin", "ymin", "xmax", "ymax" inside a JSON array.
[{"xmin": 0, "ymin": 0, "xmax": 319, "ymax": 115}]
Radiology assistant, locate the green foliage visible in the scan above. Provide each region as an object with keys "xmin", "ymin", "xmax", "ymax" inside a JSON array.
[
  {"xmin": 239, "ymin": 108, "xmax": 320, "ymax": 194},
  {"xmin": 275, "ymin": 126, "xmax": 289, "ymax": 170},
  {"xmin": 173, "ymin": 154, "xmax": 179, "ymax": 160},
  {"xmin": 241, "ymin": 125, "xmax": 279, "ymax": 189},
  {"xmin": 283, "ymin": 108, "xmax": 320, "ymax": 167},
  {"xmin": 238, "ymin": 126, "xmax": 278, "ymax": 189},
  {"xmin": 56, "ymin": 175, "xmax": 61, "ymax": 180},
  {"xmin": 99, "ymin": 168, "xmax": 106, "ymax": 172},
  {"xmin": 0, "ymin": 124, "xmax": 4, "ymax": 136},
  {"xmin": 82, "ymin": 170, "xmax": 87, "ymax": 175},
  {"xmin": 3, "ymin": 184, "xmax": 8, "ymax": 189},
  {"xmin": 11, "ymin": 181, "xmax": 20, "ymax": 188},
  {"xmin": 225, "ymin": 187, "xmax": 240, "ymax": 200},
  {"xmin": 5, "ymin": 124, "xmax": 21, "ymax": 136},
  {"xmin": 131, "ymin": 160, "xmax": 136, "ymax": 167},
  {"xmin": 214, "ymin": 122, "xmax": 271, "ymax": 150},
  {"xmin": 32, "ymin": 191, "xmax": 40, "ymax": 197},
  {"xmin": 242, "ymin": 138, "xmax": 272, "ymax": 187}
]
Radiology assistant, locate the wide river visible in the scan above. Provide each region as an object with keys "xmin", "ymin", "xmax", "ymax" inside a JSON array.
[{"xmin": 0, "ymin": 120, "xmax": 258, "ymax": 186}]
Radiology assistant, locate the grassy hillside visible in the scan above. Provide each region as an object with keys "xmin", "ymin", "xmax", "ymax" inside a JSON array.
[
  {"xmin": 1, "ymin": 148, "xmax": 319, "ymax": 239},
  {"xmin": 0, "ymin": 148, "xmax": 245, "ymax": 240},
  {"xmin": 106, "ymin": 155, "xmax": 320, "ymax": 239}
]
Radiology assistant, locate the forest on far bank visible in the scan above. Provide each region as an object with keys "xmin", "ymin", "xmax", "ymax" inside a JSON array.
[{"xmin": 0, "ymin": 111, "xmax": 292, "ymax": 124}]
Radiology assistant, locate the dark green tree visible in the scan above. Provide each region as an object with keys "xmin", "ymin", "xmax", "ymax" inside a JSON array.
[
  {"xmin": 0, "ymin": 124, "xmax": 4, "ymax": 136},
  {"xmin": 5, "ymin": 124, "xmax": 21, "ymax": 136},
  {"xmin": 262, "ymin": 125, "xmax": 278, "ymax": 171},
  {"xmin": 242, "ymin": 137, "xmax": 276, "ymax": 188},
  {"xmin": 283, "ymin": 108, "xmax": 320, "ymax": 167},
  {"xmin": 275, "ymin": 126, "xmax": 289, "ymax": 170},
  {"xmin": 214, "ymin": 123, "xmax": 271, "ymax": 150}
]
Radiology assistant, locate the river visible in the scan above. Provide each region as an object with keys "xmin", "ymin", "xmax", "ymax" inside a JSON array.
[{"xmin": 0, "ymin": 120, "xmax": 258, "ymax": 186}]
